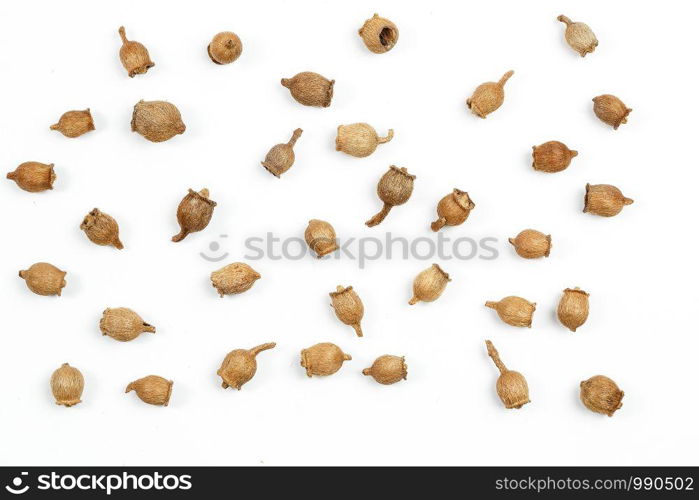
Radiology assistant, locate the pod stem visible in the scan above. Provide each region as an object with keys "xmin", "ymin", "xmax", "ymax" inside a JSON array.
[
  {"xmin": 366, "ymin": 203, "xmax": 392, "ymax": 227},
  {"xmin": 430, "ymin": 217, "xmax": 447, "ymax": 232},
  {"xmin": 485, "ymin": 301, "xmax": 498, "ymax": 310},
  {"xmin": 623, "ymin": 197, "xmax": 634, "ymax": 206},
  {"xmin": 125, "ymin": 382, "xmax": 135, "ymax": 393},
  {"xmin": 408, "ymin": 296, "xmax": 420, "ymax": 305},
  {"xmin": 118, "ymin": 26, "xmax": 128, "ymax": 43},
  {"xmin": 171, "ymin": 229, "xmax": 189, "ymax": 242},
  {"xmin": 113, "ymin": 238, "xmax": 124, "ymax": 250},
  {"xmin": 557, "ymin": 15, "xmax": 573, "ymax": 26},
  {"xmin": 250, "ymin": 342, "xmax": 276, "ymax": 356},
  {"xmin": 362, "ymin": 368, "xmax": 372, "ymax": 376},
  {"xmin": 351, "ymin": 323, "xmax": 363, "ymax": 337},
  {"xmin": 485, "ymin": 340, "xmax": 508, "ymax": 375},
  {"xmin": 280, "ymin": 78, "xmax": 291, "ymax": 88},
  {"xmin": 288, "ymin": 128, "xmax": 303, "ymax": 147},
  {"xmin": 50, "ymin": 123, "xmax": 60, "ymax": 130},
  {"xmin": 498, "ymin": 70, "xmax": 514, "ymax": 87},
  {"xmin": 6, "ymin": 172, "xmax": 16, "ymax": 180},
  {"xmin": 377, "ymin": 129, "xmax": 394, "ymax": 144},
  {"xmin": 142, "ymin": 323, "xmax": 156, "ymax": 334}
]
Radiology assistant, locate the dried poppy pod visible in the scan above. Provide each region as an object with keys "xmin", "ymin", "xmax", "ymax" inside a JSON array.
[
  {"xmin": 580, "ymin": 375, "xmax": 624, "ymax": 417},
  {"xmin": 19, "ymin": 262, "xmax": 66, "ymax": 296},
  {"xmin": 557, "ymin": 15, "xmax": 598, "ymax": 57},
  {"xmin": 366, "ymin": 166, "xmax": 415, "ymax": 227},
  {"xmin": 6, "ymin": 162, "xmax": 55, "ymax": 192},
  {"xmin": 557, "ymin": 287, "xmax": 589, "ymax": 332},
  {"xmin": 409, "ymin": 264, "xmax": 450, "ymax": 305},
  {"xmin": 217, "ymin": 343, "xmax": 276, "ymax": 390},
  {"xmin": 131, "ymin": 100, "xmax": 185, "ymax": 143},
  {"xmin": 50, "ymin": 109, "xmax": 95, "ymax": 138},
  {"xmin": 485, "ymin": 340, "xmax": 530, "ymax": 409},
  {"xmin": 172, "ymin": 188, "xmax": 216, "ymax": 242},
  {"xmin": 466, "ymin": 70, "xmax": 514, "ymax": 118},
  {"xmin": 207, "ymin": 31, "xmax": 242, "ymax": 65},
  {"xmin": 80, "ymin": 208, "xmax": 123, "ymax": 249},
  {"xmin": 51, "ymin": 363, "xmax": 84, "ymax": 407},
  {"xmin": 100, "ymin": 307, "xmax": 156, "ymax": 342},
  {"xmin": 431, "ymin": 189, "xmax": 475, "ymax": 232},
  {"xmin": 532, "ymin": 141, "xmax": 578, "ymax": 173},
  {"xmin": 281, "ymin": 72, "xmax": 334, "ymax": 107},
  {"xmin": 261, "ymin": 128, "xmax": 303, "ymax": 177},
  {"xmin": 118, "ymin": 26, "xmax": 154, "ymax": 77},
  {"xmin": 329, "ymin": 286, "xmax": 364, "ymax": 337},
  {"xmin": 359, "ymin": 13, "xmax": 399, "ymax": 54},
  {"xmin": 485, "ymin": 296, "xmax": 536, "ymax": 327},
  {"xmin": 304, "ymin": 219, "xmax": 339, "ymax": 258},
  {"xmin": 592, "ymin": 95, "xmax": 631, "ymax": 129},
  {"xmin": 126, "ymin": 375, "xmax": 173, "ymax": 406},
  {"xmin": 210, "ymin": 262, "xmax": 261, "ymax": 297},
  {"xmin": 508, "ymin": 229, "xmax": 551, "ymax": 259},
  {"xmin": 362, "ymin": 355, "xmax": 407, "ymax": 385},
  {"xmin": 584, "ymin": 183, "xmax": 633, "ymax": 217},
  {"xmin": 336, "ymin": 123, "xmax": 393, "ymax": 158},
  {"xmin": 300, "ymin": 343, "xmax": 351, "ymax": 377}
]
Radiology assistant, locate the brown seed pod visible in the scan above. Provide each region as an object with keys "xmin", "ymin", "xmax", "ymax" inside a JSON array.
[
  {"xmin": 172, "ymin": 188, "xmax": 216, "ymax": 242},
  {"xmin": 329, "ymin": 286, "xmax": 364, "ymax": 337},
  {"xmin": 531, "ymin": 141, "xmax": 578, "ymax": 173},
  {"xmin": 118, "ymin": 26, "xmax": 154, "ymax": 77},
  {"xmin": 592, "ymin": 95, "xmax": 631, "ymax": 129},
  {"xmin": 281, "ymin": 72, "xmax": 334, "ymax": 107},
  {"xmin": 431, "ymin": 189, "xmax": 475, "ymax": 232},
  {"xmin": 485, "ymin": 296, "xmax": 536, "ymax": 327},
  {"xmin": 336, "ymin": 123, "xmax": 393, "ymax": 158},
  {"xmin": 207, "ymin": 31, "xmax": 242, "ymax": 65},
  {"xmin": 217, "ymin": 343, "xmax": 276, "ymax": 390},
  {"xmin": 584, "ymin": 183, "xmax": 633, "ymax": 217},
  {"xmin": 485, "ymin": 340, "xmax": 530, "ymax": 409},
  {"xmin": 100, "ymin": 307, "xmax": 156, "ymax": 342},
  {"xmin": 300, "ymin": 343, "xmax": 351, "ymax": 377},
  {"xmin": 557, "ymin": 15, "xmax": 598, "ymax": 57},
  {"xmin": 362, "ymin": 355, "xmax": 407, "ymax": 385},
  {"xmin": 50, "ymin": 109, "xmax": 95, "ymax": 138},
  {"xmin": 261, "ymin": 128, "xmax": 303, "ymax": 177},
  {"xmin": 51, "ymin": 363, "xmax": 84, "ymax": 407},
  {"xmin": 80, "ymin": 208, "xmax": 123, "ymax": 249},
  {"xmin": 508, "ymin": 229, "xmax": 551, "ymax": 259},
  {"xmin": 580, "ymin": 375, "xmax": 624, "ymax": 417},
  {"xmin": 19, "ymin": 262, "xmax": 66, "ymax": 296},
  {"xmin": 6, "ymin": 162, "xmax": 56, "ymax": 192},
  {"xmin": 304, "ymin": 219, "xmax": 339, "ymax": 258},
  {"xmin": 366, "ymin": 166, "xmax": 415, "ymax": 227},
  {"xmin": 409, "ymin": 264, "xmax": 450, "ymax": 305},
  {"xmin": 131, "ymin": 100, "xmax": 186, "ymax": 143},
  {"xmin": 126, "ymin": 375, "xmax": 173, "ymax": 406},
  {"xmin": 358, "ymin": 13, "xmax": 399, "ymax": 54},
  {"xmin": 466, "ymin": 70, "xmax": 514, "ymax": 118},
  {"xmin": 557, "ymin": 287, "xmax": 590, "ymax": 332},
  {"xmin": 210, "ymin": 262, "xmax": 261, "ymax": 297}
]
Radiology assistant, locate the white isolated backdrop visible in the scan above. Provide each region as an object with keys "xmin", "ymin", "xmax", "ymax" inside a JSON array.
[{"xmin": 0, "ymin": 0, "xmax": 696, "ymax": 466}]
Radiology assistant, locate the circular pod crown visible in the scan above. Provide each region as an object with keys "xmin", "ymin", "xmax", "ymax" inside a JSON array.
[
  {"xmin": 358, "ymin": 13, "xmax": 399, "ymax": 54},
  {"xmin": 532, "ymin": 141, "xmax": 578, "ymax": 173},
  {"xmin": 363, "ymin": 355, "xmax": 407, "ymax": 385},
  {"xmin": 336, "ymin": 123, "xmax": 393, "ymax": 158},
  {"xmin": 508, "ymin": 229, "xmax": 551, "ymax": 259},
  {"xmin": 485, "ymin": 296, "xmax": 536, "ymax": 327},
  {"xmin": 51, "ymin": 363, "xmax": 84, "ymax": 407},
  {"xmin": 431, "ymin": 189, "xmax": 475, "ymax": 232},
  {"xmin": 217, "ymin": 343, "xmax": 276, "ymax": 390},
  {"xmin": 7, "ymin": 162, "xmax": 56, "ymax": 192},
  {"xmin": 329, "ymin": 285, "xmax": 364, "ymax": 337},
  {"xmin": 210, "ymin": 262, "xmax": 261, "ymax": 297},
  {"xmin": 100, "ymin": 307, "xmax": 156, "ymax": 342},
  {"xmin": 592, "ymin": 95, "xmax": 631, "ymax": 129},
  {"xmin": 366, "ymin": 166, "xmax": 415, "ymax": 227},
  {"xmin": 580, "ymin": 375, "xmax": 624, "ymax": 416},
  {"xmin": 485, "ymin": 341, "xmax": 530, "ymax": 409},
  {"xmin": 118, "ymin": 26, "xmax": 154, "ymax": 77},
  {"xmin": 584, "ymin": 183, "xmax": 633, "ymax": 217},
  {"xmin": 281, "ymin": 72, "xmax": 334, "ymax": 107},
  {"xmin": 557, "ymin": 287, "xmax": 590, "ymax": 332},
  {"xmin": 557, "ymin": 15, "xmax": 598, "ymax": 57},
  {"xmin": 50, "ymin": 109, "xmax": 95, "ymax": 138},
  {"xmin": 409, "ymin": 263, "xmax": 450, "ymax": 305},
  {"xmin": 80, "ymin": 208, "xmax": 123, "ymax": 249},
  {"xmin": 466, "ymin": 70, "xmax": 514, "ymax": 118},
  {"xmin": 300, "ymin": 343, "xmax": 351, "ymax": 377},
  {"xmin": 261, "ymin": 129, "xmax": 303, "ymax": 177},
  {"xmin": 131, "ymin": 100, "xmax": 185, "ymax": 143},
  {"xmin": 19, "ymin": 262, "xmax": 66, "ymax": 296},
  {"xmin": 304, "ymin": 219, "xmax": 339, "ymax": 258},
  {"xmin": 208, "ymin": 31, "xmax": 242, "ymax": 65},
  {"xmin": 126, "ymin": 375, "xmax": 173, "ymax": 406},
  {"xmin": 172, "ymin": 188, "xmax": 216, "ymax": 242}
]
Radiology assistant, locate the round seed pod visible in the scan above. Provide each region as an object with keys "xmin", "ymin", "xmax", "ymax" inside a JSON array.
[
  {"xmin": 118, "ymin": 26, "xmax": 154, "ymax": 77},
  {"xmin": 466, "ymin": 70, "xmax": 514, "ymax": 118},
  {"xmin": 131, "ymin": 100, "xmax": 185, "ymax": 143},
  {"xmin": 281, "ymin": 72, "xmax": 334, "ymax": 107},
  {"xmin": 51, "ymin": 363, "xmax": 84, "ymax": 407},
  {"xmin": 557, "ymin": 15, "xmax": 598, "ymax": 57},
  {"xmin": 485, "ymin": 296, "xmax": 536, "ymax": 327},
  {"xmin": 431, "ymin": 189, "xmax": 475, "ymax": 232},
  {"xmin": 485, "ymin": 340, "xmax": 530, "ymax": 409},
  {"xmin": 409, "ymin": 263, "xmax": 450, "ymax": 305},
  {"xmin": 19, "ymin": 262, "xmax": 66, "ymax": 296},
  {"xmin": 80, "ymin": 208, "xmax": 123, "ymax": 249},
  {"xmin": 580, "ymin": 375, "xmax": 624, "ymax": 417},
  {"xmin": 358, "ymin": 13, "xmax": 399, "ymax": 54},
  {"xmin": 261, "ymin": 128, "xmax": 303, "ymax": 177},
  {"xmin": 592, "ymin": 95, "xmax": 631, "ymax": 129},
  {"xmin": 300, "ymin": 343, "xmax": 351, "ymax": 377},
  {"xmin": 207, "ymin": 31, "xmax": 242, "ymax": 65},
  {"xmin": 329, "ymin": 285, "xmax": 364, "ymax": 337},
  {"xmin": 366, "ymin": 166, "xmax": 415, "ymax": 227},
  {"xmin": 126, "ymin": 375, "xmax": 173, "ymax": 406},
  {"xmin": 50, "ymin": 109, "xmax": 95, "ymax": 138},
  {"xmin": 557, "ymin": 287, "xmax": 589, "ymax": 332},
  {"xmin": 362, "ymin": 355, "xmax": 407, "ymax": 385},
  {"xmin": 304, "ymin": 219, "xmax": 339, "ymax": 258},
  {"xmin": 584, "ymin": 183, "xmax": 633, "ymax": 217},
  {"xmin": 6, "ymin": 162, "xmax": 55, "ymax": 192},
  {"xmin": 336, "ymin": 123, "xmax": 393, "ymax": 158},
  {"xmin": 508, "ymin": 229, "xmax": 551, "ymax": 259},
  {"xmin": 100, "ymin": 307, "xmax": 156, "ymax": 342},
  {"xmin": 210, "ymin": 262, "xmax": 261, "ymax": 297},
  {"xmin": 532, "ymin": 141, "xmax": 578, "ymax": 173},
  {"xmin": 217, "ymin": 343, "xmax": 276, "ymax": 390},
  {"xmin": 172, "ymin": 188, "xmax": 216, "ymax": 242}
]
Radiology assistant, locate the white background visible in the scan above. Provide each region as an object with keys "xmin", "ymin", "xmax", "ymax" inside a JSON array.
[{"xmin": 0, "ymin": 0, "xmax": 696, "ymax": 466}]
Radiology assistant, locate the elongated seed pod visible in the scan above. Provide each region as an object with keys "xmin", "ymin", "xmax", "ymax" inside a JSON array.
[
  {"xmin": 207, "ymin": 31, "xmax": 242, "ymax": 65},
  {"xmin": 532, "ymin": 141, "xmax": 578, "ymax": 173},
  {"xmin": 304, "ymin": 219, "xmax": 339, "ymax": 258},
  {"xmin": 131, "ymin": 100, "xmax": 185, "ymax": 142},
  {"xmin": 508, "ymin": 229, "xmax": 551, "ymax": 259},
  {"xmin": 118, "ymin": 26, "xmax": 154, "ymax": 77},
  {"xmin": 557, "ymin": 287, "xmax": 589, "ymax": 332},
  {"xmin": 80, "ymin": 208, "xmax": 123, "ymax": 249},
  {"xmin": 580, "ymin": 375, "xmax": 624, "ymax": 416},
  {"xmin": 409, "ymin": 264, "xmax": 450, "ymax": 305},
  {"xmin": 261, "ymin": 128, "xmax": 303, "ymax": 177},
  {"xmin": 211, "ymin": 262, "xmax": 261, "ymax": 297},
  {"xmin": 592, "ymin": 95, "xmax": 631, "ymax": 129},
  {"xmin": 300, "ymin": 343, "xmax": 351, "ymax": 377},
  {"xmin": 217, "ymin": 343, "xmax": 276, "ymax": 390},
  {"xmin": 281, "ymin": 72, "xmax": 334, "ymax": 107},
  {"xmin": 366, "ymin": 166, "xmax": 415, "ymax": 227},
  {"xmin": 584, "ymin": 183, "xmax": 633, "ymax": 217},
  {"xmin": 363, "ymin": 355, "xmax": 407, "ymax": 385},
  {"xmin": 431, "ymin": 189, "xmax": 475, "ymax": 232},
  {"xmin": 557, "ymin": 15, "xmax": 598, "ymax": 57},
  {"xmin": 126, "ymin": 375, "xmax": 173, "ymax": 406},
  {"xmin": 336, "ymin": 123, "xmax": 393, "ymax": 158},
  {"xmin": 485, "ymin": 296, "xmax": 536, "ymax": 327},
  {"xmin": 50, "ymin": 109, "xmax": 95, "ymax": 138},
  {"xmin": 330, "ymin": 286, "xmax": 364, "ymax": 337},
  {"xmin": 172, "ymin": 188, "xmax": 216, "ymax": 242},
  {"xmin": 100, "ymin": 307, "xmax": 156, "ymax": 342},
  {"xmin": 466, "ymin": 70, "xmax": 514, "ymax": 118},
  {"xmin": 485, "ymin": 340, "xmax": 530, "ymax": 409},
  {"xmin": 6, "ymin": 162, "xmax": 55, "ymax": 192},
  {"xmin": 19, "ymin": 262, "xmax": 66, "ymax": 296},
  {"xmin": 358, "ymin": 13, "xmax": 399, "ymax": 53},
  {"xmin": 51, "ymin": 363, "xmax": 84, "ymax": 407}
]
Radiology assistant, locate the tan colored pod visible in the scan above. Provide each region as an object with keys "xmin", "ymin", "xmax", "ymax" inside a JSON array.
[
  {"xmin": 330, "ymin": 286, "xmax": 364, "ymax": 337},
  {"xmin": 431, "ymin": 189, "xmax": 475, "ymax": 232},
  {"xmin": 362, "ymin": 355, "xmax": 407, "ymax": 385},
  {"xmin": 366, "ymin": 166, "xmax": 415, "ymax": 227},
  {"xmin": 261, "ymin": 128, "xmax": 303, "ymax": 177},
  {"xmin": 172, "ymin": 188, "xmax": 216, "ymax": 242},
  {"xmin": 592, "ymin": 95, "xmax": 631, "ymax": 129},
  {"xmin": 485, "ymin": 296, "xmax": 536, "ymax": 327},
  {"xmin": 300, "ymin": 342, "xmax": 351, "ymax": 377},
  {"xmin": 211, "ymin": 262, "xmax": 261, "ymax": 297},
  {"xmin": 50, "ymin": 109, "xmax": 95, "ymax": 138},
  {"xmin": 51, "ymin": 363, "xmax": 84, "ymax": 407},
  {"xmin": 217, "ymin": 343, "xmax": 276, "ymax": 390},
  {"xmin": 126, "ymin": 375, "xmax": 173, "ymax": 406},
  {"xmin": 409, "ymin": 264, "xmax": 450, "ymax": 305},
  {"xmin": 584, "ymin": 183, "xmax": 633, "ymax": 217},
  {"xmin": 557, "ymin": 15, "xmax": 598, "ymax": 57},
  {"xmin": 100, "ymin": 307, "xmax": 156, "ymax": 342},
  {"xmin": 508, "ymin": 229, "xmax": 551, "ymax": 259},
  {"xmin": 304, "ymin": 219, "xmax": 339, "ymax": 258},
  {"xmin": 207, "ymin": 31, "xmax": 242, "ymax": 65},
  {"xmin": 336, "ymin": 123, "xmax": 393, "ymax": 158},
  {"xmin": 281, "ymin": 72, "xmax": 334, "ymax": 107},
  {"xmin": 580, "ymin": 375, "xmax": 624, "ymax": 417},
  {"xmin": 557, "ymin": 287, "xmax": 589, "ymax": 332},
  {"xmin": 485, "ymin": 340, "xmax": 530, "ymax": 409},
  {"xmin": 6, "ymin": 162, "xmax": 56, "ymax": 192},
  {"xmin": 131, "ymin": 100, "xmax": 185, "ymax": 143},
  {"xmin": 19, "ymin": 262, "xmax": 66, "ymax": 296},
  {"xmin": 532, "ymin": 141, "xmax": 578, "ymax": 173},
  {"xmin": 80, "ymin": 208, "xmax": 123, "ymax": 249},
  {"xmin": 358, "ymin": 13, "xmax": 399, "ymax": 54},
  {"xmin": 466, "ymin": 70, "xmax": 514, "ymax": 118},
  {"xmin": 118, "ymin": 26, "xmax": 154, "ymax": 77}
]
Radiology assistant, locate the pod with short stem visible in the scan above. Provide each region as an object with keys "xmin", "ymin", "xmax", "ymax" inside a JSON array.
[
  {"xmin": 358, "ymin": 13, "xmax": 399, "ymax": 54},
  {"xmin": 6, "ymin": 162, "xmax": 55, "ymax": 192},
  {"xmin": 261, "ymin": 128, "xmax": 303, "ymax": 177},
  {"xmin": 281, "ymin": 72, "xmax": 334, "ymax": 107},
  {"xmin": 80, "ymin": 208, "xmax": 123, "ymax": 249},
  {"xmin": 485, "ymin": 296, "xmax": 536, "ymax": 327},
  {"xmin": 366, "ymin": 166, "xmax": 415, "ymax": 227},
  {"xmin": 51, "ymin": 363, "xmax": 84, "ymax": 407},
  {"xmin": 431, "ymin": 189, "xmax": 474, "ymax": 232},
  {"xmin": 207, "ymin": 31, "xmax": 242, "ymax": 64},
  {"xmin": 557, "ymin": 15, "xmax": 598, "ymax": 57},
  {"xmin": 466, "ymin": 70, "xmax": 514, "ymax": 118},
  {"xmin": 50, "ymin": 109, "xmax": 94, "ymax": 138},
  {"xmin": 363, "ymin": 355, "xmax": 407, "ymax": 385},
  {"xmin": 580, "ymin": 375, "xmax": 624, "ymax": 416},
  {"xmin": 557, "ymin": 287, "xmax": 589, "ymax": 332},
  {"xmin": 592, "ymin": 95, "xmax": 631, "ymax": 129},
  {"xmin": 126, "ymin": 375, "xmax": 173, "ymax": 406},
  {"xmin": 532, "ymin": 141, "xmax": 578, "ymax": 173},
  {"xmin": 304, "ymin": 219, "xmax": 339, "ymax": 258},
  {"xmin": 485, "ymin": 340, "xmax": 530, "ymax": 409},
  {"xmin": 118, "ymin": 26, "xmax": 154, "ymax": 77},
  {"xmin": 131, "ymin": 100, "xmax": 185, "ymax": 142},
  {"xmin": 508, "ymin": 229, "xmax": 551, "ymax": 259},
  {"xmin": 19, "ymin": 263, "xmax": 66, "ymax": 296},
  {"xmin": 172, "ymin": 188, "xmax": 216, "ymax": 242},
  {"xmin": 584, "ymin": 184, "xmax": 633, "ymax": 217},
  {"xmin": 409, "ymin": 264, "xmax": 450, "ymax": 305},
  {"xmin": 100, "ymin": 307, "xmax": 156, "ymax": 342},
  {"xmin": 210, "ymin": 262, "xmax": 261, "ymax": 297},
  {"xmin": 329, "ymin": 285, "xmax": 364, "ymax": 337},
  {"xmin": 217, "ymin": 343, "xmax": 276, "ymax": 390},
  {"xmin": 335, "ymin": 123, "xmax": 393, "ymax": 158},
  {"xmin": 300, "ymin": 343, "xmax": 351, "ymax": 377}
]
